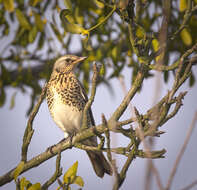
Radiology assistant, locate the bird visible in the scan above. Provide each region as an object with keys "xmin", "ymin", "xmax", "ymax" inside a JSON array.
[{"xmin": 46, "ymin": 54, "xmax": 112, "ymax": 178}]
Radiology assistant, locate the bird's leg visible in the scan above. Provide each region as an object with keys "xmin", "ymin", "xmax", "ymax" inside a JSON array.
[
  {"xmin": 47, "ymin": 131, "xmax": 77, "ymax": 153},
  {"xmin": 46, "ymin": 138, "xmax": 67, "ymax": 154},
  {"xmin": 67, "ymin": 131, "xmax": 77, "ymax": 148}
]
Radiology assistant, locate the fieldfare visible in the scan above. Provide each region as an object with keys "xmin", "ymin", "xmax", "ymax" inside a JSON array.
[{"xmin": 46, "ymin": 55, "xmax": 112, "ymax": 178}]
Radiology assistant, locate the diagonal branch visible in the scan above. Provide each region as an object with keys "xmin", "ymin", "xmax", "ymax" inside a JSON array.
[
  {"xmin": 82, "ymin": 63, "xmax": 99, "ymax": 129},
  {"xmin": 42, "ymin": 152, "xmax": 62, "ymax": 190},
  {"xmin": 21, "ymin": 83, "xmax": 47, "ymax": 162},
  {"xmin": 165, "ymin": 111, "xmax": 197, "ymax": 190}
]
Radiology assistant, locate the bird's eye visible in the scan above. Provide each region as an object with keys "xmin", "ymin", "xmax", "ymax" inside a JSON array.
[{"xmin": 66, "ymin": 58, "xmax": 72, "ymax": 63}]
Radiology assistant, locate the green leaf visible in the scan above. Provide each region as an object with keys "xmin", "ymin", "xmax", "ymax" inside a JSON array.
[
  {"xmin": 14, "ymin": 161, "xmax": 25, "ymax": 181},
  {"xmin": 38, "ymin": 33, "xmax": 45, "ymax": 49},
  {"xmin": 152, "ymin": 38, "xmax": 159, "ymax": 51},
  {"xmin": 28, "ymin": 183, "xmax": 41, "ymax": 190},
  {"xmin": 64, "ymin": 0, "xmax": 72, "ymax": 9},
  {"xmin": 16, "ymin": 9, "xmax": 31, "ymax": 30},
  {"xmin": 9, "ymin": 91, "xmax": 17, "ymax": 110},
  {"xmin": 189, "ymin": 72, "xmax": 195, "ymax": 87},
  {"xmin": 180, "ymin": 0, "xmax": 187, "ymax": 12},
  {"xmin": 75, "ymin": 7, "xmax": 83, "ymax": 25},
  {"xmin": 0, "ymin": 87, "xmax": 6, "ymax": 107},
  {"xmin": 99, "ymin": 63, "xmax": 106, "ymax": 76},
  {"xmin": 3, "ymin": 0, "xmax": 14, "ymax": 12},
  {"xmin": 20, "ymin": 177, "xmax": 31, "ymax": 190},
  {"xmin": 28, "ymin": 26, "xmax": 38, "ymax": 43},
  {"xmin": 63, "ymin": 161, "xmax": 78, "ymax": 184},
  {"xmin": 112, "ymin": 46, "xmax": 118, "ymax": 61},
  {"xmin": 180, "ymin": 28, "xmax": 192, "ymax": 46},
  {"xmin": 164, "ymin": 71, "xmax": 169, "ymax": 83},
  {"xmin": 34, "ymin": 12, "xmax": 44, "ymax": 32},
  {"xmin": 82, "ymin": 35, "xmax": 92, "ymax": 51},
  {"xmin": 73, "ymin": 176, "xmax": 84, "ymax": 187},
  {"xmin": 56, "ymin": 186, "xmax": 61, "ymax": 190},
  {"xmin": 136, "ymin": 27, "xmax": 145, "ymax": 38},
  {"xmin": 60, "ymin": 9, "xmax": 87, "ymax": 34},
  {"xmin": 152, "ymin": 38, "xmax": 163, "ymax": 62},
  {"xmin": 50, "ymin": 23, "xmax": 63, "ymax": 42},
  {"xmin": 29, "ymin": 0, "xmax": 42, "ymax": 6}
]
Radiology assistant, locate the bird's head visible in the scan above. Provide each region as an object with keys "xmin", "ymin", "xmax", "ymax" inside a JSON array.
[{"xmin": 53, "ymin": 55, "xmax": 87, "ymax": 74}]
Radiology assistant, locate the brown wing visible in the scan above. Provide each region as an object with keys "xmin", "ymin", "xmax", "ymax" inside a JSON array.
[
  {"xmin": 78, "ymin": 79, "xmax": 96, "ymax": 126},
  {"xmin": 77, "ymin": 79, "xmax": 113, "ymax": 177}
]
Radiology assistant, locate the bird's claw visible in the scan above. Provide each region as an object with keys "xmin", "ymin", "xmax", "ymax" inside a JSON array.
[
  {"xmin": 47, "ymin": 138, "xmax": 66, "ymax": 154},
  {"xmin": 47, "ymin": 132, "xmax": 76, "ymax": 153}
]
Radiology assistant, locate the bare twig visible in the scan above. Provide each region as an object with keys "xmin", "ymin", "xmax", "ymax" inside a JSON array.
[
  {"xmin": 170, "ymin": 0, "xmax": 194, "ymax": 41},
  {"xmin": 42, "ymin": 152, "xmax": 62, "ymax": 190},
  {"xmin": 102, "ymin": 114, "xmax": 112, "ymax": 163},
  {"xmin": 81, "ymin": 62, "xmax": 99, "ymax": 129},
  {"xmin": 165, "ymin": 111, "xmax": 197, "ymax": 190},
  {"xmin": 117, "ymin": 118, "xmax": 136, "ymax": 127},
  {"xmin": 179, "ymin": 178, "xmax": 197, "ymax": 190},
  {"xmin": 21, "ymin": 83, "xmax": 47, "ymax": 162},
  {"xmin": 112, "ymin": 159, "xmax": 121, "ymax": 190},
  {"xmin": 117, "ymin": 144, "xmax": 138, "ymax": 189},
  {"xmin": 134, "ymin": 107, "xmax": 164, "ymax": 190},
  {"xmin": 110, "ymin": 67, "xmax": 145, "ymax": 122},
  {"xmin": 161, "ymin": 92, "xmax": 187, "ymax": 125}
]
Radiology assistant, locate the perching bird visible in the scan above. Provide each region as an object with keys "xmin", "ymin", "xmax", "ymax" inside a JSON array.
[{"xmin": 46, "ymin": 55, "xmax": 112, "ymax": 177}]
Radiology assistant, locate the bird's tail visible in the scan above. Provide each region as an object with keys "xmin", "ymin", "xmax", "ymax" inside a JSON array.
[{"xmin": 86, "ymin": 150, "xmax": 113, "ymax": 178}]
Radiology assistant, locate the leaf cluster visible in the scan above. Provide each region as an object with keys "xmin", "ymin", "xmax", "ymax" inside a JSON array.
[{"xmin": 0, "ymin": 0, "xmax": 197, "ymax": 113}]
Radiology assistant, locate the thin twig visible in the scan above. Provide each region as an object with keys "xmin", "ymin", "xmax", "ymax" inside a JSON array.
[
  {"xmin": 21, "ymin": 83, "xmax": 47, "ymax": 162},
  {"xmin": 102, "ymin": 114, "xmax": 112, "ymax": 163},
  {"xmin": 166, "ymin": 111, "xmax": 197, "ymax": 190},
  {"xmin": 112, "ymin": 159, "xmax": 121, "ymax": 190},
  {"xmin": 81, "ymin": 63, "xmax": 99, "ymax": 129},
  {"xmin": 117, "ymin": 144, "xmax": 137, "ymax": 189},
  {"xmin": 42, "ymin": 152, "xmax": 62, "ymax": 190},
  {"xmin": 179, "ymin": 178, "xmax": 197, "ymax": 190},
  {"xmin": 134, "ymin": 107, "xmax": 164, "ymax": 190},
  {"xmin": 117, "ymin": 118, "xmax": 136, "ymax": 127},
  {"xmin": 170, "ymin": 0, "xmax": 194, "ymax": 41},
  {"xmin": 110, "ymin": 67, "xmax": 145, "ymax": 122}
]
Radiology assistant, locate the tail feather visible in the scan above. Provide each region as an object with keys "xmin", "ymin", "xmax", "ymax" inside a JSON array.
[{"xmin": 87, "ymin": 151, "xmax": 113, "ymax": 178}]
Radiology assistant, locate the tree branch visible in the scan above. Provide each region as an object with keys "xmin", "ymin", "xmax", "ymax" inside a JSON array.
[
  {"xmin": 42, "ymin": 152, "xmax": 62, "ymax": 190},
  {"xmin": 82, "ymin": 63, "xmax": 99, "ymax": 129},
  {"xmin": 165, "ymin": 111, "xmax": 197, "ymax": 190},
  {"xmin": 21, "ymin": 83, "xmax": 47, "ymax": 162}
]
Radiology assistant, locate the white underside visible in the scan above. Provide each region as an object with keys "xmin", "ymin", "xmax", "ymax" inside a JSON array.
[{"xmin": 51, "ymin": 89, "xmax": 83, "ymax": 138}]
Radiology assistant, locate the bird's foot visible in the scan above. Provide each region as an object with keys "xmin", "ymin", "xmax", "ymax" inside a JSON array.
[
  {"xmin": 67, "ymin": 133, "xmax": 75, "ymax": 149},
  {"xmin": 47, "ymin": 134, "xmax": 75, "ymax": 154},
  {"xmin": 47, "ymin": 138, "xmax": 67, "ymax": 154}
]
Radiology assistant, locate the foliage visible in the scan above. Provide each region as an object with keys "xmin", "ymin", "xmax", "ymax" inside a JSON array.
[
  {"xmin": 0, "ymin": 0, "xmax": 197, "ymax": 190},
  {"xmin": 0, "ymin": 0, "xmax": 197, "ymax": 113},
  {"xmin": 13, "ymin": 161, "xmax": 41, "ymax": 190},
  {"xmin": 56, "ymin": 161, "xmax": 84, "ymax": 190},
  {"xmin": 12, "ymin": 156, "xmax": 83, "ymax": 190}
]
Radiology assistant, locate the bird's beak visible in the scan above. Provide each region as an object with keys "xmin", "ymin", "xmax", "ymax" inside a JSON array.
[
  {"xmin": 78, "ymin": 56, "xmax": 87, "ymax": 62},
  {"xmin": 72, "ymin": 56, "xmax": 87, "ymax": 66}
]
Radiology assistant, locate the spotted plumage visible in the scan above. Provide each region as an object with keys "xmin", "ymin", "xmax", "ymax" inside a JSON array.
[{"xmin": 46, "ymin": 55, "xmax": 112, "ymax": 177}]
